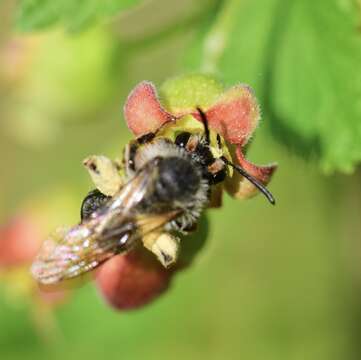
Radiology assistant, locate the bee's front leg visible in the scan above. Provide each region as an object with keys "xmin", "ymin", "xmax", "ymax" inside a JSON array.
[
  {"xmin": 83, "ymin": 155, "xmax": 124, "ymax": 196},
  {"xmin": 142, "ymin": 232, "xmax": 180, "ymax": 268}
]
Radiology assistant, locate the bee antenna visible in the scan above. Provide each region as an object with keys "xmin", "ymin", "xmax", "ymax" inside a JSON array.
[
  {"xmin": 216, "ymin": 133, "xmax": 222, "ymax": 150},
  {"xmin": 220, "ymin": 156, "xmax": 275, "ymax": 205},
  {"xmin": 196, "ymin": 107, "xmax": 210, "ymax": 145}
]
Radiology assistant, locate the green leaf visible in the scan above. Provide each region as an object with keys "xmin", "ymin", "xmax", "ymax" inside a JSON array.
[
  {"xmin": 270, "ymin": 0, "xmax": 361, "ymax": 173},
  {"xmin": 15, "ymin": 0, "xmax": 140, "ymax": 32},
  {"xmin": 186, "ymin": 0, "xmax": 361, "ymax": 173}
]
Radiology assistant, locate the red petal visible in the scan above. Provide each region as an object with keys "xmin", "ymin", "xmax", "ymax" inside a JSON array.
[
  {"xmin": 193, "ymin": 85, "xmax": 260, "ymax": 146},
  {"xmin": 225, "ymin": 146, "xmax": 277, "ymax": 199},
  {"xmin": 124, "ymin": 81, "xmax": 175, "ymax": 136},
  {"xmin": 95, "ymin": 249, "xmax": 172, "ymax": 310},
  {"xmin": 236, "ymin": 147, "xmax": 277, "ymax": 182}
]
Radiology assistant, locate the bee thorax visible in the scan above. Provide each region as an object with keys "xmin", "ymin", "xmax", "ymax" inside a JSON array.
[{"xmin": 155, "ymin": 157, "xmax": 201, "ymax": 203}]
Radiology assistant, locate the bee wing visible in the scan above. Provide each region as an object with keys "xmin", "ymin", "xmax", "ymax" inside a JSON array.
[{"xmin": 31, "ymin": 159, "xmax": 181, "ymax": 285}]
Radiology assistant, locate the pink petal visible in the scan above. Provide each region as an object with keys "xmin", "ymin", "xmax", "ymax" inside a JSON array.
[
  {"xmin": 124, "ymin": 81, "xmax": 175, "ymax": 136},
  {"xmin": 225, "ymin": 146, "xmax": 277, "ymax": 200},
  {"xmin": 193, "ymin": 85, "xmax": 260, "ymax": 146}
]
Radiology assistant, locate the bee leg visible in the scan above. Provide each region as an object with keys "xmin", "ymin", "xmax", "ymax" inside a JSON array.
[
  {"xmin": 207, "ymin": 158, "xmax": 227, "ymax": 185},
  {"xmin": 83, "ymin": 155, "xmax": 123, "ymax": 196},
  {"xmin": 142, "ymin": 232, "xmax": 180, "ymax": 268},
  {"xmin": 181, "ymin": 222, "xmax": 198, "ymax": 233}
]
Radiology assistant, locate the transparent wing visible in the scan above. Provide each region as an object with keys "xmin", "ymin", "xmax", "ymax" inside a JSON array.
[{"xmin": 31, "ymin": 159, "xmax": 180, "ymax": 285}]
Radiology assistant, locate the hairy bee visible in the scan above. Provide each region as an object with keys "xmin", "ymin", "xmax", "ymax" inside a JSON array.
[{"xmin": 31, "ymin": 110, "xmax": 275, "ymax": 285}]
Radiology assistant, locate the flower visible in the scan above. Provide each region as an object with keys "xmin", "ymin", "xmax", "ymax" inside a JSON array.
[
  {"xmin": 0, "ymin": 213, "xmax": 68, "ymax": 307},
  {"xmin": 94, "ymin": 74, "xmax": 277, "ymax": 310},
  {"xmin": 124, "ymin": 74, "xmax": 277, "ymax": 201}
]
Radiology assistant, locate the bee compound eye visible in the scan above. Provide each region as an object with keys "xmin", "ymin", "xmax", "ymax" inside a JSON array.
[{"xmin": 175, "ymin": 132, "xmax": 191, "ymax": 148}]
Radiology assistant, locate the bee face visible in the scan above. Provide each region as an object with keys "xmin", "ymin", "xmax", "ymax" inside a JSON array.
[{"xmin": 129, "ymin": 133, "xmax": 227, "ymax": 189}]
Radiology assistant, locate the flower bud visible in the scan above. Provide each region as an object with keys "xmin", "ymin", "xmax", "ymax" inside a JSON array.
[{"xmin": 95, "ymin": 248, "xmax": 173, "ymax": 310}]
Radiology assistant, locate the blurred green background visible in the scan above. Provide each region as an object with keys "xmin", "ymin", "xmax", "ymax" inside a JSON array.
[{"xmin": 1, "ymin": 0, "xmax": 361, "ymax": 359}]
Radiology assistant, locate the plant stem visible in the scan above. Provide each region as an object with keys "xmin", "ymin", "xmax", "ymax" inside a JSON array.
[{"xmin": 201, "ymin": 0, "xmax": 240, "ymax": 73}]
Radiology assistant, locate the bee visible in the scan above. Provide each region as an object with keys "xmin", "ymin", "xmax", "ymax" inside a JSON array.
[{"xmin": 31, "ymin": 109, "xmax": 275, "ymax": 285}]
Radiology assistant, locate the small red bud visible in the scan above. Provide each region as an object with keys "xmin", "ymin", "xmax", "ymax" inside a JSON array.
[
  {"xmin": 95, "ymin": 248, "xmax": 173, "ymax": 310},
  {"xmin": 0, "ymin": 215, "xmax": 41, "ymax": 268}
]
